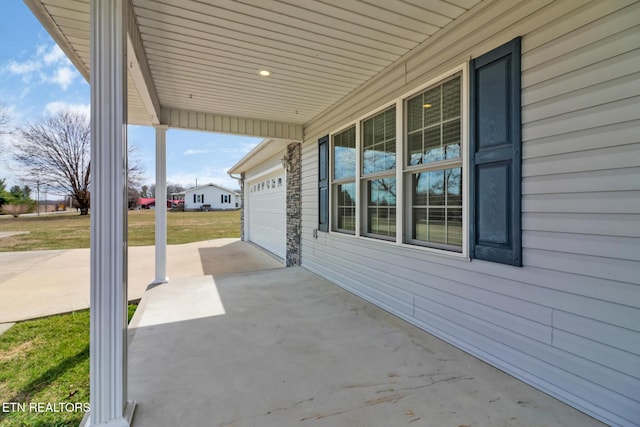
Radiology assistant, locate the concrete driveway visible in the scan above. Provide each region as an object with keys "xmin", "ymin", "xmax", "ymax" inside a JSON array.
[{"xmin": 0, "ymin": 238, "xmax": 283, "ymax": 323}]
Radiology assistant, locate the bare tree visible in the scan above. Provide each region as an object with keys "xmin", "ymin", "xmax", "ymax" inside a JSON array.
[
  {"xmin": 127, "ymin": 143, "xmax": 145, "ymax": 191},
  {"xmin": 14, "ymin": 110, "xmax": 144, "ymax": 215},
  {"xmin": 149, "ymin": 182, "xmax": 185, "ymax": 200},
  {"xmin": 16, "ymin": 111, "xmax": 91, "ymax": 214}
]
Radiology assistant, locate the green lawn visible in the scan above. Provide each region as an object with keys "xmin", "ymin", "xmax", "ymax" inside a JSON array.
[
  {"xmin": 0, "ymin": 209, "xmax": 240, "ymax": 252},
  {"xmin": 0, "ymin": 305, "xmax": 137, "ymax": 427}
]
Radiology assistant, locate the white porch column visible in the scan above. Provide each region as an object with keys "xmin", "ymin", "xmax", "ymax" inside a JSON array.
[
  {"xmin": 88, "ymin": 0, "xmax": 135, "ymax": 426},
  {"xmin": 152, "ymin": 125, "xmax": 169, "ymax": 285}
]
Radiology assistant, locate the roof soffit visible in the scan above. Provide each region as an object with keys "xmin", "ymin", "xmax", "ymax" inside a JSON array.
[{"xmin": 26, "ymin": 0, "xmax": 482, "ymax": 131}]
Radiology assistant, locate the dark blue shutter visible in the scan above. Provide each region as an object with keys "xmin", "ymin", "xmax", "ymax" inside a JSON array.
[
  {"xmin": 193, "ymin": 194, "xmax": 196, "ymax": 203},
  {"xmin": 201, "ymin": 194, "xmax": 204, "ymax": 203},
  {"xmin": 318, "ymin": 135, "xmax": 329, "ymax": 232},
  {"xmin": 469, "ymin": 37, "xmax": 522, "ymax": 266}
]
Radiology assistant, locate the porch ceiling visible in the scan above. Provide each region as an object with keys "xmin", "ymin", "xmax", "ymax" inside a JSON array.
[{"xmin": 25, "ymin": 0, "xmax": 481, "ymax": 133}]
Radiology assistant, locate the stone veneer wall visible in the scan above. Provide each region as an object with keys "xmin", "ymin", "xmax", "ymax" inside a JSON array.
[{"xmin": 286, "ymin": 142, "xmax": 301, "ymax": 266}]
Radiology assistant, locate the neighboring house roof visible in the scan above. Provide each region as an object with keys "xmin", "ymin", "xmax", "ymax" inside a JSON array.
[{"xmin": 137, "ymin": 197, "xmax": 155, "ymax": 206}]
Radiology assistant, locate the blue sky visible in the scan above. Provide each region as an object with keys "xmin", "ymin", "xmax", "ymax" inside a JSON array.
[{"xmin": 0, "ymin": 1, "xmax": 260, "ymax": 194}]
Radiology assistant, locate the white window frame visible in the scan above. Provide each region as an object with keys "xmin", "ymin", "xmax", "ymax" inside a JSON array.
[
  {"xmin": 327, "ymin": 64, "xmax": 468, "ymax": 259},
  {"xmin": 404, "ymin": 72, "xmax": 464, "ymax": 253},
  {"xmin": 361, "ymin": 105, "xmax": 398, "ymax": 241}
]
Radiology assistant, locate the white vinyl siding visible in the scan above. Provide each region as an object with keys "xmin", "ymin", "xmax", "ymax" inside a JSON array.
[
  {"xmin": 182, "ymin": 185, "xmax": 237, "ymax": 211},
  {"xmin": 300, "ymin": 1, "xmax": 640, "ymax": 427}
]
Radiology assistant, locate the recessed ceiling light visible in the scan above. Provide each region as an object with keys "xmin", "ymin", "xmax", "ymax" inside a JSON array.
[
  {"xmin": 423, "ymin": 103, "xmax": 433, "ymax": 109},
  {"xmin": 258, "ymin": 70, "xmax": 271, "ymax": 77}
]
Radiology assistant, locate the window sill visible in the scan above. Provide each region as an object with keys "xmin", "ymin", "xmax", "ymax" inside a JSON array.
[{"xmin": 326, "ymin": 230, "xmax": 470, "ymax": 262}]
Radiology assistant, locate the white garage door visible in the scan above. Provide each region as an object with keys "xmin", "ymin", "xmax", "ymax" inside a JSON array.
[{"xmin": 247, "ymin": 170, "xmax": 286, "ymax": 259}]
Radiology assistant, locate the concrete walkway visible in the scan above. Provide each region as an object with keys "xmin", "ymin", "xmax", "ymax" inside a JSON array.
[
  {"xmin": 0, "ymin": 239, "xmax": 283, "ymax": 323},
  {"xmin": 0, "ymin": 322, "xmax": 14, "ymax": 336},
  {"xmin": 127, "ymin": 267, "xmax": 606, "ymax": 427}
]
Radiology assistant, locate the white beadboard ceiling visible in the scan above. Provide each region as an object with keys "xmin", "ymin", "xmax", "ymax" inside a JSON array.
[{"xmin": 26, "ymin": 0, "xmax": 481, "ymax": 130}]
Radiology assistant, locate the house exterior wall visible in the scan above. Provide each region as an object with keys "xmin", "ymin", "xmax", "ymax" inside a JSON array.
[
  {"xmin": 299, "ymin": 2, "xmax": 640, "ymax": 427},
  {"xmin": 183, "ymin": 185, "xmax": 237, "ymax": 211}
]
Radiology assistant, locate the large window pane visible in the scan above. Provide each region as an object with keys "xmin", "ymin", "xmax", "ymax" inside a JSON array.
[
  {"xmin": 333, "ymin": 126, "xmax": 356, "ymax": 180},
  {"xmin": 406, "ymin": 75, "xmax": 461, "ymax": 167},
  {"xmin": 363, "ymin": 107, "xmax": 396, "ymax": 175},
  {"xmin": 367, "ymin": 178, "xmax": 396, "ymax": 238},
  {"xmin": 335, "ymin": 182, "xmax": 356, "ymax": 232},
  {"xmin": 405, "ymin": 73, "xmax": 463, "ymax": 252},
  {"xmin": 410, "ymin": 167, "xmax": 462, "ymax": 249}
]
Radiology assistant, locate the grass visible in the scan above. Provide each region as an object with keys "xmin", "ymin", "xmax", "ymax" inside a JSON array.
[
  {"xmin": 0, "ymin": 209, "xmax": 240, "ymax": 252},
  {"xmin": 0, "ymin": 305, "xmax": 137, "ymax": 427}
]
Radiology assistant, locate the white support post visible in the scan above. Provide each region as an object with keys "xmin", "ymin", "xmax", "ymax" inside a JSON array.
[
  {"xmin": 87, "ymin": 0, "xmax": 135, "ymax": 426},
  {"xmin": 152, "ymin": 125, "xmax": 169, "ymax": 285}
]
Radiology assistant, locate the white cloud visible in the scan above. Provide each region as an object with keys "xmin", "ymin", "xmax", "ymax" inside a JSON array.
[
  {"xmin": 7, "ymin": 59, "xmax": 41, "ymax": 75},
  {"xmin": 43, "ymin": 45, "xmax": 66, "ymax": 65},
  {"xmin": 183, "ymin": 148, "xmax": 215, "ymax": 156},
  {"xmin": 50, "ymin": 66, "xmax": 76, "ymax": 90},
  {"xmin": 45, "ymin": 101, "xmax": 90, "ymax": 118},
  {"xmin": 3, "ymin": 44, "xmax": 79, "ymax": 91}
]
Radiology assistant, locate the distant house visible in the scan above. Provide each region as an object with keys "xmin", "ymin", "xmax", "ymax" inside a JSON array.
[
  {"xmin": 136, "ymin": 198, "xmax": 181, "ymax": 210},
  {"xmin": 136, "ymin": 197, "xmax": 155, "ymax": 209},
  {"xmin": 173, "ymin": 184, "xmax": 239, "ymax": 211}
]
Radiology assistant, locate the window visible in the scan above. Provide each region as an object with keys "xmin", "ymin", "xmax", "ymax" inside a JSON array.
[
  {"xmin": 362, "ymin": 107, "xmax": 396, "ymax": 240},
  {"xmin": 405, "ymin": 75, "xmax": 463, "ymax": 252},
  {"xmin": 332, "ymin": 126, "xmax": 356, "ymax": 233},
  {"xmin": 322, "ymin": 38, "xmax": 520, "ymax": 265}
]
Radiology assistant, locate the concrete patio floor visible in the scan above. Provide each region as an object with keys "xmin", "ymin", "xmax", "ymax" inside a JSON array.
[{"xmin": 127, "ymin": 267, "xmax": 605, "ymax": 427}]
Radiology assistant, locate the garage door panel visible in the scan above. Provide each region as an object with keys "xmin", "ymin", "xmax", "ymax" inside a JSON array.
[{"xmin": 247, "ymin": 170, "xmax": 286, "ymax": 259}]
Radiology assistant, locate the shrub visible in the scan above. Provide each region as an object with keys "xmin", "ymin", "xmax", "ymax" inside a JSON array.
[{"xmin": 1, "ymin": 203, "xmax": 34, "ymax": 217}]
